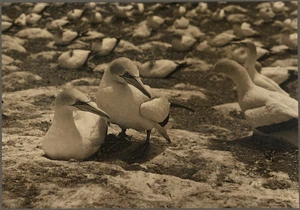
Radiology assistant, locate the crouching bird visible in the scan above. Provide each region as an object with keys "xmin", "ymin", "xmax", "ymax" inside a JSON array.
[
  {"xmin": 96, "ymin": 57, "xmax": 172, "ymax": 159},
  {"xmin": 211, "ymin": 59, "xmax": 298, "ymax": 147},
  {"xmin": 43, "ymin": 88, "xmax": 110, "ymax": 161}
]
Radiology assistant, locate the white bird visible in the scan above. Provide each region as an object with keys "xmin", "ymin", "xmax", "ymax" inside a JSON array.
[
  {"xmin": 278, "ymin": 28, "xmax": 297, "ymax": 50},
  {"xmin": 138, "ymin": 59, "xmax": 189, "ymax": 78},
  {"xmin": 53, "ymin": 26, "xmax": 79, "ymax": 46},
  {"xmin": 232, "ymin": 22, "xmax": 259, "ymax": 38},
  {"xmin": 58, "ymin": 49, "xmax": 91, "ymax": 69},
  {"xmin": 67, "ymin": 9, "xmax": 84, "ymax": 20},
  {"xmin": 96, "ymin": 57, "xmax": 171, "ymax": 159},
  {"xmin": 43, "ymin": 88, "xmax": 110, "ymax": 161},
  {"xmin": 45, "ymin": 17, "xmax": 70, "ymax": 30},
  {"xmin": 91, "ymin": 37, "xmax": 120, "ymax": 56},
  {"xmin": 234, "ymin": 40, "xmax": 289, "ymax": 96},
  {"xmin": 207, "ymin": 31, "xmax": 236, "ymax": 47},
  {"xmin": 146, "ymin": 15, "xmax": 164, "ymax": 30},
  {"xmin": 172, "ymin": 35, "xmax": 197, "ymax": 52},
  {"xmin": 212, "ymin": 59, "xmax": 298, "ymax": 147}
]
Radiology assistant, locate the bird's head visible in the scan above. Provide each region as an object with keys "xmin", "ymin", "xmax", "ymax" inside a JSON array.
[
  {"xmin": 208, "ymin": 58, "xmax": 245, "ymax": 80},
  {"xmin": 108, "ymin": 57, "xmax": 151, "ymax": 98},
  {"xmin": 55, "ymin": 88, "xmax": 110, "ymax": 119}
]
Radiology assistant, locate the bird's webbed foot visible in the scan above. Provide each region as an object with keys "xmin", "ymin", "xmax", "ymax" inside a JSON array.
[
  {"xmin": 117, "ymin": 129, "xmax": 132, "ymax": 142},
  {"xmin": 128, "ymin": 139, "xmax": 151, "ymax": 160},
  {"xmin": 127, "ymin": 130, "xmax": 151, "ymax": 161},
  {"xmin": 101, "ymin": 129, "xmax": 132, "ymax": 153}
]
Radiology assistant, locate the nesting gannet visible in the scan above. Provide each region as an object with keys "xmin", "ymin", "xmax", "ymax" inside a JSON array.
[
  {"xmin": 53, "ymin": 26, "xmax": 79, "ymax": 46},
  {"xmin": 212, "ymin": 59, "xmax": 298, "ymax": 147},
  {"xmin": 232, "ymin": 23, "xmax": 259, "ymax": 38},
  {"xmin": 25, "ymin": 13, "xmax": 42, "ymax": 25},
  {"xmin": 138, "ymin": 59, "xmax": 189, "ymax": 79},
  {"xmin": 172, "ymin": 35, "xmax": 197, "ymax": 52},
  {"xmin": 67, "ymin": 9, "xmax": 84, "ymax": 20},
  {"xmin": 278, "ymin": 28, "xmax": 298, "ymax": 50},
  {"xmin": 43, "ymin": 88, "xmax": 110, "ymax": 161},
  {"xmin": 110, "ymin": 3, "xmax": 134, "ymax": 19},
  {"xmin": 234, "ymin": 40, "xmax": 289, "ymax": 96},
  {"xmin": 96, "ymin": 57, "xmax": 171, "ymax": 158},
  {"xmin": 91, "ymin": 37, "xmax": 120, "ymax": 56},
  {"xmin": 146, "ymin": 16, "xmax": 164, "ymax": 30},
  {"xmin": 58, "ymin": 49, "xmax": 91, "ymax": 69},
  {"xmin": 45, "ymin": 17, "xmax": 70, "ymax": 30}
]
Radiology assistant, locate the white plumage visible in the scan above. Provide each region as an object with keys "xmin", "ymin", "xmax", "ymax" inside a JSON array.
[
  {"xmin": 43, "ymin": 88, "xmax": 110, "ymax": 160},
  {"xmin": 212, "ymin": 59, "xmax": 298, "ymax": 147}
]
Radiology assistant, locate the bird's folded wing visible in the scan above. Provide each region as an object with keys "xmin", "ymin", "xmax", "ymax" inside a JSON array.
[
  {"xmin": 140, "ymin": 97, "xmax": 170, "ymax": 123},
  {"xmin": 244, "ymin": 101, "xmax": 298, "ymax": 128}
]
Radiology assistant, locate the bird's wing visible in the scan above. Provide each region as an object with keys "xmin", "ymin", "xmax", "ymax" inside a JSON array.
[
  {"xmin": 73, "ymin": 110, "xmax": 105, "ymax": 147},
  {"xmin": 244, "ymin": 101, "xmax": 298, "ymax": 128},
  {"xmin": 139, "ymin": 97, "xmax": 170, "ymax": 123}
]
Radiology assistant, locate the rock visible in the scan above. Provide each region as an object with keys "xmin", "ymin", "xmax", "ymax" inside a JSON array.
[{"xmin": 2, "ymin": 71, "xmax": 42, "ymax": 91}]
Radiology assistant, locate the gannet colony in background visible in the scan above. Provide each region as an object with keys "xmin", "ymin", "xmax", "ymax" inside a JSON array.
[
  {"xmin": 212, "ymin": 59, "xmax": 298, "ymax": 147},
  {"xmin": 96, "ymin": 57, "xmax": 171, "ymax": 159},
  {"xmin": 43, "ymin": 88, "xmax": 110, "ymax": 161}
]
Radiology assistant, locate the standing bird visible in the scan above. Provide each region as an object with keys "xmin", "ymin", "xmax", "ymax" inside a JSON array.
[
  {"xmin": 96, "ymin": 57, "xmax": 171, "ymax": 159},
  {"xmin": 234, "ymin": 40, "xmax": 289, "ymax": 96},
  {"xmin": 211, "ymin": 59, "xmax": 298, "ymax": 147},
  {"xmin": 43, "ymin": 88, "xmax": 110, "ymax": 161}
]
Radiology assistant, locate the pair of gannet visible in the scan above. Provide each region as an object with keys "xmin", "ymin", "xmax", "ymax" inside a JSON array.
[
  {"xmin": 96, "ymin": 57, "xmax": 172, "ymax": 158},
  {"xmin": 43, "ymin": 89, "xmax": 110, "ymax": 161},
  {"xmin": 212, "ymin": 59, "xmax": 298, "ymax": 147},
  {"xmin": 233, "ymin": 40, "xmax": 289, "ymax": 96}
]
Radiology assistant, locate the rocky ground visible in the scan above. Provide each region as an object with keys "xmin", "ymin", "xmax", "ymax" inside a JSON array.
[{"xmin": 2, "ymin": 1, "xmax": 299, "ymax": 208}]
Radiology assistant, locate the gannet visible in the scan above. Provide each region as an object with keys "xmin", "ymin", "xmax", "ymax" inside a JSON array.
[
  {"xmin": 137, "ymin": 59, "xmax": 189, "ymax": 79},
  {"xmin": 67, "ymin": 9, "xmax": 84, "ymax": 20},
  {"xmin": 232, "ymin": 23, "xmax": 259, "ymax": 38},
  {"xmin": 30, "ymin": 2, "xmax": 49, "ymax": 13},
  {"xmin": 45, "ymin": 17, "xmax": 70, "ymax": 30},
  {"xmin": 110, "ymin": 3, "xmax": 134, "ymax": 19},
  {"xmin": 91, "ymin": 37, "xmax": 120, "ymax": 56},
  {"xmin": 278, "ymin": 28, "xmax": 297, "ymax": 50},
  {"xmin": 133, "ymin": 21, "xmax": 151, "ymax": 38},
  {"xmin": 58, "ymin": 49, "xmax": 91, "ymax": 70},
  {"xmin": 174, "ymin": 17, "xmax": 189, "ymax": 29},
  {"xmin": 43, "ymin": 88, "xmax": 110, "ymax": 161},
  {"xmin": 212, "ymin": 59, "xmax": 298, "ymax": 147},
  {"xmin": 96, "ymin": 57, "xmax": 171, "ymax": 158},
  {"xmin": 53, "ymin": 26, "xmax": 79, "ymax": 46},
  {"xmin": 234, "ymin": 40, "xmax": 289, "ymax": 96},
  {"xmin": 146, "ymin": 16, "xmax": 164, "ymax": 30},
  {"xmin": 172, "ymin": 35, "xmax": 197, "ymax": 52}
]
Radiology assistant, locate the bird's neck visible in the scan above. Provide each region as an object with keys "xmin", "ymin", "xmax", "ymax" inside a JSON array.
[
  {"xmin": 228, "ymin": 70, "xmax": 254, "ymax": 98},
  {"xmin": 53, "ymin": 107, "xmax": 78, "ymax": 134},
  {"xmin": 244, "ymin": 48, "xmax": 257, "ymax": 79}
]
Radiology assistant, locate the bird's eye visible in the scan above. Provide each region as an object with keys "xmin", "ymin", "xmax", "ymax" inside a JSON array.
[
  {"xmin": 122, "ymin": 72, "xmax": 133, "ymax": 78},
  {"xmin": 72, "ymin": 100, "xmax": 88, "ymax": 106}
]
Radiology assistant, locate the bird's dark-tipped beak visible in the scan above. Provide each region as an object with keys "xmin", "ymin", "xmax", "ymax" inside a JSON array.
[
  {"xmin": 121, "ymin": 75, "xmax": 152, "ymax": 98},
  {"xmin": 73, "ymin": 101, "xmax": 110, "ymax": 120}
]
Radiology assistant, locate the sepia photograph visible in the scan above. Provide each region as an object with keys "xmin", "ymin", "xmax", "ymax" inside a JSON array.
[{"xmin": 1, "ymin": 0, "xmax": 299, "ymax": 208}]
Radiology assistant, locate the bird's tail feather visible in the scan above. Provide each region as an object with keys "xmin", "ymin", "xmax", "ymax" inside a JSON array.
[
  {"xmin": 154, "ymin": 123, "xmax": 171, "ymax": 143},
  {"xmin": 164, "ymin": 62, "xmax": 191, "ymax": 78}
]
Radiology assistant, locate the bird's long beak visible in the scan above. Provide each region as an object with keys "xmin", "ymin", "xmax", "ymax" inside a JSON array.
[
  {"xmin": 73, "ymin": 101, "xmax": 110, "ymax": 120},
  {"xmin": 121, "ymin": 75, "xmax": 152, "ymax": 98}
]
